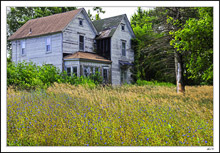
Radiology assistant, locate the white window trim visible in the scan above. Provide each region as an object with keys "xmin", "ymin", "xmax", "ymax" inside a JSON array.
[
  {"xmin": 46, "ymin": 36, "xmax": 52, "ymax": 53},
  {"xmin": 79, "ymin": 35, "xmax": 85, "ymax": 51},
  {"xmin": 21, "ymin": 40, "xmax": 26, "ymax": 56}
]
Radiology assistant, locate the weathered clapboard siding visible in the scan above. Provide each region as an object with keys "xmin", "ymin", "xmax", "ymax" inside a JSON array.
[
  {"xmin": 11, "ymin": 33, "xmax": 63, "ymax": 71},
  {"xmin": 111, "ymin": 17, "xmax": 134, "ymax": 85},
  {"xmin": 62, "ymin": 11, "xmax": 96, "ymax": 54}
]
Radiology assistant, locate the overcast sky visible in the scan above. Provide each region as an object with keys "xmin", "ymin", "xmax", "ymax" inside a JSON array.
[{"xmin": 83, "ymin": 7, "xmax": 155, "ymax": 21}]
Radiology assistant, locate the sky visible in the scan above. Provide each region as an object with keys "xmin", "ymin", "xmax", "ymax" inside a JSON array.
[{"xmin": 83, "ymin": 7, "xmax": 155, "ymax": 21}]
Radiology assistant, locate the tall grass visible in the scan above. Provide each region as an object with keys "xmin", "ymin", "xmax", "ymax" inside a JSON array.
[{"xmin": 7, "ymin": 84, "xmax": 213, "ymax": 146}]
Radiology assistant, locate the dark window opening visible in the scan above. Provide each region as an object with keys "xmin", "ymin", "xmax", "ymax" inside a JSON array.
[
  {"xmin": 67, "ymin": 67, "xmax": 71, "ymax": 76},
  {"xmin": 46, "ymin": 45, "xmax": 50, "ymax": 52},
  {"xmin": 79, "ymin": 35, "xmax": 84, "ymax": 51},
  {"xmin": 72, "ymin": 67, "xmax": 77, "ymax": 76},
  {"xmin": 103, "ymin": 68, "xmax": 108, "ymax": 84},
  {"xmin": 79, "ymin": 20, "xmax": 83, "ymax": 26},
  {"xmin": 121, "ymin": 69, "xmax": 127, "ymax": 84},
  {"xmin": 122, "ymin": 41, "xmax": 126, "ymax": 56},
  {"xmin": 21, "ymin": 48, "xmax": 25, "ymax": 55},
  {"xmin": 121, "ymin": 24, "xmax": 125, "ymax": 31}
]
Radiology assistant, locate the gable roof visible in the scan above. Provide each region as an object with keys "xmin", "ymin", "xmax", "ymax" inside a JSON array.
[
  {"xmin": 64, "ymin": 51, "xmax": 112, "ymax": 63},
  {"xmin": 8, "ymin": 8, "xmax": 83, "ymax": 41},
  {"xmin": 93, "ymin": 14, "xmax": 125, "ymax": 39},
  {"xmin": 93, "ymin": 14, "xmax": 135, "ymax": 39}
]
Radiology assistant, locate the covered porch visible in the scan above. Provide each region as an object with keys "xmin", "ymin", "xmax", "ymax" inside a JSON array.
[{"xmin": 63, "ymin": 51, "xmax": 112, "ymax": 84}]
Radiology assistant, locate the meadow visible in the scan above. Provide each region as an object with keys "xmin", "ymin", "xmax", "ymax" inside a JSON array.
[{"xmin": 7, "ymin": 83, "xmax": 213, "ymax": 146}]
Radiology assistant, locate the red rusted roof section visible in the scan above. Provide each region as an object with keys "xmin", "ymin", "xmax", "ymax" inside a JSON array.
[
  {"xmin": 64, "ymin": 51, "xmax": 112, "ymax": 63},
  {"xmin": 8, "ymin": 8, "xmax": 82, "ymax": 41}
]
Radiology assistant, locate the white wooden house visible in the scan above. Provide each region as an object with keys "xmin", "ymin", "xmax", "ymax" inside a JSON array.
[{"xmin": 8, "ymin": 8, "xmax": 135, "ymax": 85}]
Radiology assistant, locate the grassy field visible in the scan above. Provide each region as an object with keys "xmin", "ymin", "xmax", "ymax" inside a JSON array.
[{"xmin": 7, "ymin": 83, "xmax": 213, "ymax": 146}]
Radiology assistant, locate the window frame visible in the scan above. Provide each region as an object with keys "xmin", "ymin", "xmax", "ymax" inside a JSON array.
[
  {"xmin": 83, "ymin": 66, "xmax": 90, "ymax": 77},
  {"xmin": 72, "ymin": 66, "xmax": 77, "ymax": 76},
  {"xmin": 21, "ymin": 40, "xmax": 26, "ymax": 56},
  {"xmin": 46, "ymin": 36, "xmax": 52, "ymax": 53},
  {"xmin": 121, "ymin": 23, "xmax": 125, "ymax": 31},
  {"xmin": 120, "ymin": 68, "xmax": 127, "ymax": 84},
  {"xmin": 66, "ymin": 67, "xmax": 71, "ymax": 76},
  {"xmin": 79, "ymin": 18, "xmax": 83, "ymax": 26},
  {"xmin": 79, "ymin": 35, "xmax": 84, "ymax": 51},
  {"xmin": 122, "ymin": 41, "xmax": 126, "ymax": 56},
  {"xmin": 102, "ymin": 67, "xmax": 109, "ymax": 83}
]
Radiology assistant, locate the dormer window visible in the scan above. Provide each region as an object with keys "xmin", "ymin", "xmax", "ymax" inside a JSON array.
[
  {"xmin": 79, "ymin": 18, "xmax": 83, "ymax": 26},
  {"xmin": 121, "ymin": 24, "xmax": 125, "ymax": 31}
]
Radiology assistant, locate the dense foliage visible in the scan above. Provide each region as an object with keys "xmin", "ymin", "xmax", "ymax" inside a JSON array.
[
  {"xmin": 7, "ymin": 61, "xmax": 103, "ymax": 90},
  {"xmin": 170, "ymin": 7, "xmax": 213, "ymax": 85},
  {"xmin": 131, "ymin": 7, "xmax": 213, "ymax": 85}
]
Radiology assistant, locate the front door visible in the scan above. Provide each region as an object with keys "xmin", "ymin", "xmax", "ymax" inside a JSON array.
[
  {"xmin": 120, "ymin": 68, "xmax": 127, "ymax": 84},
  {"xmin": 102, "ymin": 67, "xmax": 109, "ymax": 84}
]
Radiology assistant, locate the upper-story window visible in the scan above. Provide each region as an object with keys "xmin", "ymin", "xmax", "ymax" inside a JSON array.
[
  {"xmin": 122, "ymin": 41, "xmax": 126, "ymax": 56},
  {"xmin": 79, "ymin": 18, "xmax": 83, "ymax": 26},
  {"xmin": 21, "ymin": 40, "xmax": 25, "ymax": 55},
  {"xmin": 121, "ymin": 24, "xmax": 125, "ymax": 31},
  {"xmin": 46, "ymin": 37, "xmax": 51, "ymax": 52},
  {"xmin": 79, "ymin": 35, "xmax": 84, "ymax": 51}
]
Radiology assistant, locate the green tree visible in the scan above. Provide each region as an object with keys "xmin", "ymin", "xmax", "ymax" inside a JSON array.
[
  {"xmin": 131, "ymin": 7, "xmax": 176, "ymax": 83},
  {"xmin": 170, "ymin": 7, "xmax": 213, "ymax": 85}
]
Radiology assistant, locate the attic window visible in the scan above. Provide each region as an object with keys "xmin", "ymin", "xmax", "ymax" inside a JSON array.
[
  {"xmin": 121, "ymin": 24, "xmax": 125, "ymax": 31},
  {"xmin": 79, "ymin": 19, "xmax": 83, "ymax": 26}
]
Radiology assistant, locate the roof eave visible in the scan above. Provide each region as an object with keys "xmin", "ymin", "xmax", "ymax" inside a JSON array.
[
  {"xmin": 64, "ymin": 58, "xmax": 112, "ymax": 64},
  {"xmin": 8, "ymin": 31, "xmax": 62, "ymax": 41}
]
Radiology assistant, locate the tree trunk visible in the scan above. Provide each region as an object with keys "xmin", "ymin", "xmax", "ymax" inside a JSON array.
[
  {"xmin": 173, "ymin": 7, "xmax": 185, "ymax": 93},
  {"xmin": 175, "ymin": 51, "xmax": 185, "ymax": 93}
]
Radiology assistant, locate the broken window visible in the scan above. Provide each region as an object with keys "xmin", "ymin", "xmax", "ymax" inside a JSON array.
[{"xmin": 83, "ymin": 66, "xmax": 90, "ymax": 77}]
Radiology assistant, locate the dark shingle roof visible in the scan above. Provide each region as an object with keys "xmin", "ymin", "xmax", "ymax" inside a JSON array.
[
  {"xmin": 8, "ymin": 8, "xmax": 82, "ymax": 41},
  {"xmin": 93, "ymin": 14, "xmax": 125, "ymax": 39}
]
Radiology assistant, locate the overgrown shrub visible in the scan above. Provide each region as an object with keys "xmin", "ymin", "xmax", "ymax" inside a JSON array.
[{"xmin": 7, "ymin": 61, "xmax": 103, "ymax": 90}]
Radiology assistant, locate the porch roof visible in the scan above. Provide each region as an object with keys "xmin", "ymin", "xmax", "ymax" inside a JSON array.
[{"xmin": 63, "ymin": 51, "xmax": 112, "ymax": 63}]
